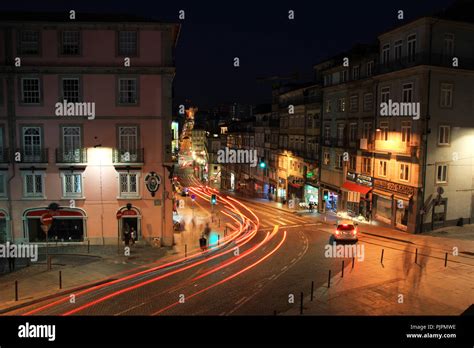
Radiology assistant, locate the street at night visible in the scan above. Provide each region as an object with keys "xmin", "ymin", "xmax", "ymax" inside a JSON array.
[{"xmin": 0, "ymin": 0, "xmax": 473, "ymax": 346}]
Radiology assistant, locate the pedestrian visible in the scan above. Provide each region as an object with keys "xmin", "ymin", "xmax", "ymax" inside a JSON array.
[
  {"xmin": 123, "ymin": 225, "xmax": 131, "ymax": 247},
  {"xmin": 8, "ymin": 256, "xmax": 15, "ymax": 272},
  {"xmin": 130, "ymin": 227, "xmax": 136, "ymax": 245},
  {"xmin": 203, "ymin": 223, "xmax": 211, "ymax": 238},
  {"xmin": 199, "ymin": 234, "xmax": 207, "ymax": 251}
]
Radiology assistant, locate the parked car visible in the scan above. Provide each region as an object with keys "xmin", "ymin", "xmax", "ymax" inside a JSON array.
[{"xmin": 333, "ymin": 220, "xmax": 358, "ymax": 243}]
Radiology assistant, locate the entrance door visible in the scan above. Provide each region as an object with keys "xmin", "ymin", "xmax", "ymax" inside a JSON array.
[{"xmin": 122, "ymin": 217, "xmax": 139, "ymax": 241}]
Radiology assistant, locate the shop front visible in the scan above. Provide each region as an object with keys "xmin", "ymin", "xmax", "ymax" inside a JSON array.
[
  {"xmin": 341, "ymin": 172, "xmax": 373, "ymax": 219},
  {"xmin": 304, "ymin": 184, "xmax": 319, "ymax": 205},
  {"xmin": 278, "ymin": 177, "xmax": 287, "ymax": 203},
  {"xmin": 319, "ymin": 184, "xmax": 341, "ymax": 213},
  {"xmin": 372, "ymin": 178, "xmax": 416, "ymax": 232},
  {"xmin": 288, "ymin": 175, "xmax": 305, "ymax": 202}
]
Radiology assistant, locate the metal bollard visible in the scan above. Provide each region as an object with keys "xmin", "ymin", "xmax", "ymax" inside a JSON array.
[
  {"xmin": 380, "ymin": 249, "xmax": 384, "ymax": 264},
  {"xmin": 445, "ymin": 252, "xmax": 448, "ymax": 267},
  {"xmin": 15, "ymin": 280, "xmax": 18, "ymax": 301},
  {"xmin": 341, "ymin": 260, "xmax": 344, "ymax": 278},
  {"xmin": 300, "ymin": 292, "xmax": 304, "ymax": 315},
  {"xmin": 415, "ymin": 248, "xmax": 418, "ymax": 264},
  {"xmin": 59, "ymin": 271, "xmax": 62, "ymax": 289},
  {"xmin": 352, "ymin": 257, "xmax": 355, "ymax": 269},
  {"xmin": 327, "ymin": 270, "xmax": 331, "ymax": 288},
  {"xmin": 310, "ymin": 281, "xmax": 314, "ymax": 301}
]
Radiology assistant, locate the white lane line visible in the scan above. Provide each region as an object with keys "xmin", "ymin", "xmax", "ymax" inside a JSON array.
[
  {"xmin": 235, "ymin": 296, "xmax": 248, "ymax": 305},
  {"xmin": 281, "ymin": 266, "xmax": 288, "ymax": 271},
  {"xmin": 290, "ymin": 258, "xmax": 296, "ymax": 263}
]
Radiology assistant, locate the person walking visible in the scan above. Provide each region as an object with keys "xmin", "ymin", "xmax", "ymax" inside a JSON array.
[
  {"xmin": 123, "ymin": 225, "xmax": 131, "ymax": 247},
  {"xmin": 130, "ymin": 227, "xmax": 136, "ymax": 245}
]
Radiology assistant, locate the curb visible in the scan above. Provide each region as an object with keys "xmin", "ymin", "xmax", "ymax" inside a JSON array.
[{"xmin": 0, "ymin": 278, "xmax": 116, "ymax": 314}]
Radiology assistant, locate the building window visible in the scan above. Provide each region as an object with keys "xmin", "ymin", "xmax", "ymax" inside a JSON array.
[
  {"xmin": 382, "ymin": 44, "xmax": 390, "ymax": 65},
  {"xmin": 407, "ymin": 34, "xmax": 416, "ymax": 62},
  {"xmin": 340, "ymin": 70, "xmax": 348, "ymax": 83},
  {"xmin": 362, "ymin": 157, "xmax": 371, "ymax": 174},
  {"xmin": 381, "ymin": 86, "xmax": 390, "ymax": 103},
  {"xmin": 118, "ymin": 31, "xmax": 138, "ymax": 56},
  {"xmin": 325, "ymin": 99, "xmax": 331, "ymax": 113},
  {"xmin": 23, "ymin": 172, "xmax": 44, "ymax": 198},
  {"xmin": 366, "ymin": 61, "xmax": 374, "ymax": 76},
  {"xmin": 443, "ymin": 33, "xmax": 455, "ymax": 58},
  {"xmin": 438, "ymin": 125, "xmax": 450, "ymax": 145},
  {"xmin": 60, "ymin": 31, "xmax": 80, "ymax": 55},
  {"xmin": 0, "ymin": 173, "xmax": 6, "ymax": 197},
  {"xmin": 352, "ymin": 65, "xmax": 360, "ymax": 80},
  {"xmin": 394, "ymin": 40, "xmax": 403, "ymax": 61},
  {"xmin": 61, "ymin": 172, "xmax": 83, "ymax": 198},
  {"xmin": 22, "ymin": 126, "xmax": 42, "ymax": 162},
  {"xmin": 350, "ymin": 95, "xmax": 358, "ymax": 112},
  {"xmin": 349, "ymin": 155, "xmax": 356, "ymax": 171},
  {"xmin": 323, "ymin": 152, "xmax": 330, "ymax": 165},
  {"xmin": 436, "ymin": 164, "xmax": 448, "ymax": 184},
  {"xmin": 337, "ymin": 124, "xmax": 345, "ymax": 144},
  {"xmin": 118, "ymin": 172, "xmax": 140, "ymax": 198},
  {"xmin": 61, "ymin": 126, "xmax": 82, "ymax": 162},
  {"xmin": 21, "ymin": 77, "xmax": 41, "ymax": 104},
  {"xmin": 402, "ymin": 83, "xmax": 413, "ymax": 103},
  {"xmin": 363, "ymin": 93, "xmax": 373, "ymax": 112},
  {"xmin": 118, "ymin": 78, "xmax": 138, "ymax": 104},
  {"xmin": 401, "ymin": 121, "xmax": 411, "ymax": 143},
  {"xmin": 440, "ymin": 83, "xmax": 453, "ymax": 108},
  {"xmin": 61, "ymin": 78, "xmax": 80, "ymax": 102},
  {"xmin": 379, "ymin": 121, "xmax": 388, "ymax": 141},
  {"xmin": 19, "ymin": 30, "xmax": 40, "ymax": 55},
  {"xmin": 378, "ymin": 160, "xmax": 387, "ymax": 177},
  {"xmin": 349, "ymin": 123, "xmax": 357, "ymax": 142},
  {"xmin": 362, "ymin": 122, "xmax": 372, "ymax": 140},
  {"xmin": 399, "ymin": 163, "xmax": 410, "ymax": 182},
  {"xmin": 337, "ymin": 98, "xmax": 346, "ymax": 112},
  {"xmin": 336, "ymin": 154, "xmax": 344, "ymax": 169}
]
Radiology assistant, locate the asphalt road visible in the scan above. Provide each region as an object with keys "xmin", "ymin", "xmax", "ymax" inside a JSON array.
[{"xmin": 7, "ymin": 175, "xmax": 438, "ymax": 316}]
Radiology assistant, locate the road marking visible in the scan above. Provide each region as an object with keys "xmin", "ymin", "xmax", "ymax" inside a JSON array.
[
  {"xmin": 281, "ymin": 266, "xmax": 288, "ymax": 271},
  {"xmin": 235, "ymin": 296, "xmax": 248, "ymax": 305},
  {"xmin": 269, "ymin": 274, "xmax": 276, "ymax": 280},
  {"xmin": 290, "ymin": 258, "xmax": 296, "ymax": 263}
]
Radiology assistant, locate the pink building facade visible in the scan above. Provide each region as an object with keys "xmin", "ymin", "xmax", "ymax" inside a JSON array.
[{"xmin": 0, "ymin": 14, "xmax": 179, "ymax": 246}]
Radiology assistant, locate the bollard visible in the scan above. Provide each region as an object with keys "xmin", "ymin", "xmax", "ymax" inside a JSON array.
[
  {"xmin": 47, "ymin": 255, "xmax": 52, "ymax": 271},
  {"xmin": 445, "ymin": 252, "xmax": 448, "ymax": 267},
  {"xmin": 380, "ymin": 249, "xmax": 384, "ymax": 264},
  {"xmin": 415, "ymin": 248, "xmax": 418, "ymax": 264},
  {"xmin": 300, "ymin": 292, "xmax": 304, "ymax": 315},
  {"xmin": 352, "ymin": 257, "xmax": 355, "ymax": 269},
  {"xmin": 185, "ymin": 244, "xmax": 187, "ymax": 258},
  {"xmin": 310, "ymin": 281, "xmax": 314, "ymax": 302},
  {"xmin": 341, "ymin": 260, "xmax": 344, "ymax": 278},
  {"xmin": 274, "ymin": 310, "xmax": 277, "ymax": 316},
  {"xmin": 327, "ymin": 270, "xmax": 331, "ymax": 288},
  {"xmin": 59, "ymin": 271, "xmax": 62, "ymax": 289},
  {"xmin": 15, "ymin": 280, "xmax": 18, "ymax": 301},
  {"xmin": 87, "ymin": 240, "xmax": 90, "ymax": 254},
  {"xmin": 218, "ymin": 234, "xmax": 220, "ymax": 246}
]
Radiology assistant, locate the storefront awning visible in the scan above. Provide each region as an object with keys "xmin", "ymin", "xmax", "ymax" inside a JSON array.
[{"xmin": 341, "ymin": 181, "xmax": 372, "ymax": 195}]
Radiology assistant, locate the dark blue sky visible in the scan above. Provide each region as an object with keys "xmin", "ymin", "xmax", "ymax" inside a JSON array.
[{"xmin": 0, "ymin": 0, "xmax": 459, "ymax": 108}]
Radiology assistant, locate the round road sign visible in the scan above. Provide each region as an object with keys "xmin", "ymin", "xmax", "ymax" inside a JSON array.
[
  {"xmin": 40, "ymin": 213, "xmax": 53, "ymax": 226},
  {"xmin": 116, "ymin": 211, "xmax": 123, "ymax": 220}
]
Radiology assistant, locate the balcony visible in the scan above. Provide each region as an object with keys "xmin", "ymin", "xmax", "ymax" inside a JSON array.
[
  {"xmin": 0, "ymin": 148, "xmax": 10, "ymax": 163},
  {"xmin": 18, "ymin": 148, "xmax": 49, "ymax": 163},
  {"xmin": 113, "ymin": 148, "xmax": 144, "ymax": 164},
  {"xmin": 56, "ymin": 148, "xmax": 87, "ymax": 164}
]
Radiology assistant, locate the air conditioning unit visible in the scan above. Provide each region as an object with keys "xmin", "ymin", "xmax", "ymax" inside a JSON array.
[{"xmin": 360, "ymin": 138, "xmax": 368, "ymax": 150}]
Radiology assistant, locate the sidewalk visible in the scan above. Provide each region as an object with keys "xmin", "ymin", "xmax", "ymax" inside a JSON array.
[
  {"xmin": 0, "ymin": 244, "xmax": 174, "ymax": 313},
  {"xmin": 284, "ymin": 234, "xmax": 474, "ymax": 315}
]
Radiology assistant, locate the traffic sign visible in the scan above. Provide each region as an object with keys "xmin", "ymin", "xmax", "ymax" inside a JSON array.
[
  {"xmin": 40, "ymin": 213, "xmax": 53, "ymax": 226},
  {"xmin": 116, "ymin": 211, "xmax": 123, "ymax": 220},
  {"xmin": 40, "ymin": 224, "xmax": 51, "ymax": 233}
]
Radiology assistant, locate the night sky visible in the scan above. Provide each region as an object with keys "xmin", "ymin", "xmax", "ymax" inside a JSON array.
[{"xmin": 0, "ymin": 0, "xmax": 459, "ymax": 108}]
